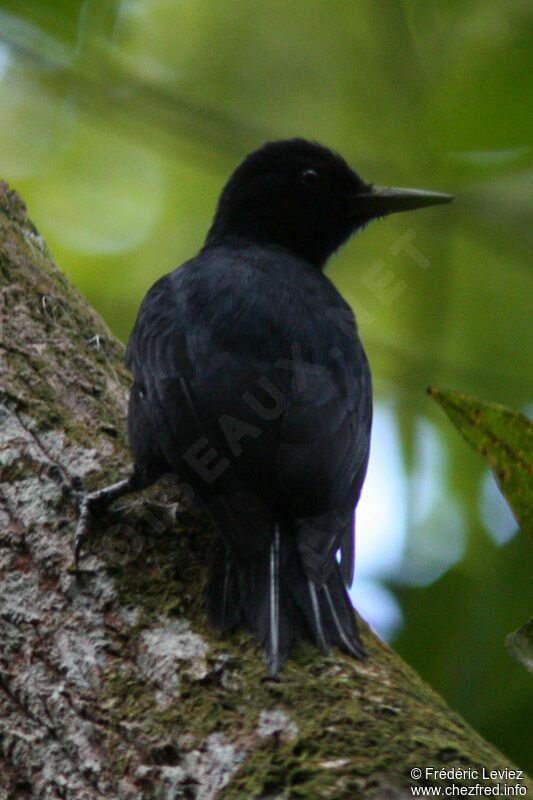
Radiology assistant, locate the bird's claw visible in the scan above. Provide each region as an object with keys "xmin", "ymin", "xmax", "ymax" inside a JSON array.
[
  {"xmin": 43, "ymin": 463, "xmax": 93, "ymax": 566},
  {"xmin": 74, "ymin": 491, "xmax": 94, "ymax": 568}
]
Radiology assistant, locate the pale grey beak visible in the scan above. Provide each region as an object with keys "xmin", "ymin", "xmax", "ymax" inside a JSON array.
[{"xmin": 355, "ymin": 185, "xmax": 453, "ymax": 217}]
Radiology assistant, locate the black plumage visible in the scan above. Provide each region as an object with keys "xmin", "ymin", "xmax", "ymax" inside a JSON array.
[{"xmin": 79, "ymin": 139, "xmax": 452, "ymax": 675}]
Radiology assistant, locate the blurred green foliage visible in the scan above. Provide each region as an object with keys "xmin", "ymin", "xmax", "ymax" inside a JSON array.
[{"xmin": 0, "ymin": 0, "xmax": 531, "ymax": 773}]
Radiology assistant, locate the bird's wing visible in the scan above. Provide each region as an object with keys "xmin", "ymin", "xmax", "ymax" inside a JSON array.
[
  {"xmin": 126, "ymin": 267, "xmax": 281, "ymax": 562},
  {"xmin": 125, "ymin": 270, "xmax": 207, "ymax": 480}
]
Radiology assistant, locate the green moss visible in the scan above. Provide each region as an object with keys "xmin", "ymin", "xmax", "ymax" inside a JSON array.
[
  {"xmin": 83, "ymin": 482, "xmax": 529, "ymax": 798},
  {"xmin": 0, "ymin": 454, "xmax": 40, "ymax": 483},
  {"xmin": 92, "ymin": 488, "xmax": 520, "ymax": 797}
]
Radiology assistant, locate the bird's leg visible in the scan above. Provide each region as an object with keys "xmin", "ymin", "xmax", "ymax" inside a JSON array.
[{"xmin": 72, "ymin": 471, "xmax": 152, "ymax": 567}]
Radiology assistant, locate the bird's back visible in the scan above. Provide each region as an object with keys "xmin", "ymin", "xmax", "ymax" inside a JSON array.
[
  {"xmin": 125, "ymin": 239, "xmax": 371, "ymax": 672},
  {"xmin": 126, "ymin": 238, "xmax": 371, "ymax": 517}
]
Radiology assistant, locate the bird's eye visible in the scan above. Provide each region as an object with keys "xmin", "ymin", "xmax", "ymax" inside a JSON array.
[{"xmin": 299, "ymin": 168, "xmax": 321, "ymax": 188}]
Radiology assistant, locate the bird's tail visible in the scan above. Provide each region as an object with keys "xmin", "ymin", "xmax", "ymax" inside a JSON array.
[{"xmin": 207, "ymin": 526, "xmax": 366, "ymax": 675}]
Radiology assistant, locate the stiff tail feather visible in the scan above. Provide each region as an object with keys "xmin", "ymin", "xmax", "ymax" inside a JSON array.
[
  {"xmin": 206, "ymin": 537, "xmax": 242, "ymax": 633},
  {"xmin": 319, "ymin": 563, "xmax": 366, "ymax": 659},
  {"xmin": 207, "ymin": 526, "xmax": 365, "ymax": 674},
  {"xmin": 266, "ymin": 525, "xmax": 281, "ymax": 675},
  {"xmin": 288, "ymin": 558, "xmax": 366, "ymax": 662}
]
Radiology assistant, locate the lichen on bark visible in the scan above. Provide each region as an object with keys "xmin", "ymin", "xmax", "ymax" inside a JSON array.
[{"xmin": 0, "ymin": 181, "xmax": 530, "ymax": 799}]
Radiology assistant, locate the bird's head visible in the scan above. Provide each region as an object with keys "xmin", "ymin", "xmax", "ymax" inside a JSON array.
[{"xmin": 206, "ymin": 138, "xmax": 452, "ymax": 268}]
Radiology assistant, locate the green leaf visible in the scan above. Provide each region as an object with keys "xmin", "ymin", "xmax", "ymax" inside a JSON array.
[
  {"xmin": 429, "ymin": 388, "xmax": 533, "ymax": 536},
  {"xmin": 506, "ymin": 619, "xmax": 533, "ymax": 674}
]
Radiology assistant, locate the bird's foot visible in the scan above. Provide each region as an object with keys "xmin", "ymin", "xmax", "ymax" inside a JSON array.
[
  {"xmin": 43, "ymin": 464, "xmax": 145, "ymax": 568},
  {"xmin": 71, "ymin": 475, "xmax": 145, "ymax": 567}
]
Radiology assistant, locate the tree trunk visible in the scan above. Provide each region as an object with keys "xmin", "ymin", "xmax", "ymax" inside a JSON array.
[{"xmin": 0, "ymin": 180, "xmax": 530, "ymax": 800}]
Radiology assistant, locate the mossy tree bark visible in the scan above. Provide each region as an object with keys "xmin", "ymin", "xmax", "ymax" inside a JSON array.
[{"xmin": 0, "ymin": 181, "xmax": 530, "ymax": 800}]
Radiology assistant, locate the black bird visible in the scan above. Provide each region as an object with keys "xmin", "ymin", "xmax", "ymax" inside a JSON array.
[{"xmin": 76, "ymin": 139, "xmax": 451, "ymax": 675}]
